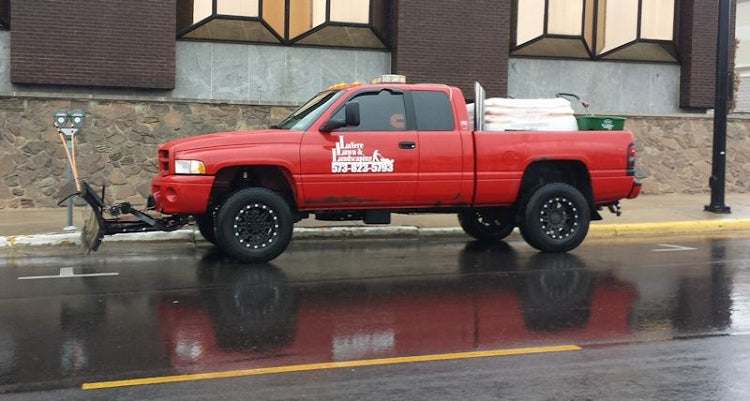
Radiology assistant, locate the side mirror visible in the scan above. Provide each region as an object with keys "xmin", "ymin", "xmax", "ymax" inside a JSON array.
[
  {"xmin": 344, "ymin": 101, "xmax": 360, "ymax": 126},
  {"xmin": 320, "ymin": 102, "xmax": 360, "ymax": 132}
]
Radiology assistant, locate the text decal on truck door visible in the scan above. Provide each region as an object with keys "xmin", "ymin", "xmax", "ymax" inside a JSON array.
[{"xmin": 331, "ymin": 136, "xmax": 394, "ymax": 173}]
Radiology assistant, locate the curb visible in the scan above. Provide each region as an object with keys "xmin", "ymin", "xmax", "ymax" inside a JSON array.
[
  {"xmin": 1, "ymin": 219, "xmax": 750, "ymax": 250},
  {"xmin": 587, "ymin": 219, "xmax": 750, "ymax": 238}
]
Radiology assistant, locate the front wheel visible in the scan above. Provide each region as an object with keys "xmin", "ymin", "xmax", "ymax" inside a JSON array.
[
  {"xmin": 519, "ymin": 183, "xmax": 590, "ymax": 252},
  {"xmin": 214, "ymin": 188, "xmax": 293, "ymax": 263},
  {"xmin": 458, "ymin": 209, "xmax": 515, "ymax": 242},
  {"xmin": 195, "ymin": 212, "xmax": 217, "ymax": 245}
]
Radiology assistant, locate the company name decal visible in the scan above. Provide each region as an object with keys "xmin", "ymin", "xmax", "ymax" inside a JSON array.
[{"xmin": 331, "ymin": 136, "xmax": 394, "ymax": 173}]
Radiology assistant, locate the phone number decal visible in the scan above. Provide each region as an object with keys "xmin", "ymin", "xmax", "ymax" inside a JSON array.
[{"xmin": 331, "ymin": 136, "xmax": 394, "ymax": 174}]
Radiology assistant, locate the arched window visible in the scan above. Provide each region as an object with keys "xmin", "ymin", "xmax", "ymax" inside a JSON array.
[
  {"xmin": 513, "ymin": 0, "xmax": 595, "ymax": 58},
  {"xmin": 177, "ymin": 0, "xmax": 389, "ymax": 49},
  {"xmin": 597, "ymin": 0, "xmax": 677, "ymax": 61},
  {"xmin": 512, "ymin": 0, "xmax": 677, "ymax": 62}
]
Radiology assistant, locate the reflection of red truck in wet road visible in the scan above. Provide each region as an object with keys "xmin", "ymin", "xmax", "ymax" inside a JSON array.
[{"xmin": 157, "ymin": 253, "xmax": 637, "ymax": 371}]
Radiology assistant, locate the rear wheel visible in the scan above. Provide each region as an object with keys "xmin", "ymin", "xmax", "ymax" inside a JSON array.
[
  {"xmin": 214, "ymin": 188, "xmax": 293, "ymax": 263},
  {"xmin": 519, "ymin": 183, "xmax": 590, "ymax": 252},
  {"xmin": 458, "ymin": 209, "xmax": 515, "ymax": 242}
]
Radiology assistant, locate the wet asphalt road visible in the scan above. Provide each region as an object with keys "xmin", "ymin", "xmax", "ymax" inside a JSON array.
[{"xmin": 0, "ymin": 234, "xmax": 749, "ymax": 400}]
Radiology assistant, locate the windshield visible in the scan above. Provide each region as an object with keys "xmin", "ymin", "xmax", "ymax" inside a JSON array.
[{"xmin": 273, "ymin": 90, "xmax": 345, "ymax": 130}]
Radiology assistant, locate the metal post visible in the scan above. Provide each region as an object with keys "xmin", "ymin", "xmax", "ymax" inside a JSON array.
[
  {"xmin": 705, "ymin": 0, "xmax": 732, "ymax": 214},
  {"xmin": 64, "ymin": 142, "xmax": 76, "ymax": 231},
  {"xmin": 54, "ymin": 110, "xmax": 86, "ymax": 230}
]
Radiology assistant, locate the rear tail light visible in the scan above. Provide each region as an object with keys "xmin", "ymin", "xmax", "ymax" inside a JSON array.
[{"xmin": 626, "ymin": 143, "xmax": 636, "ymax": 175}]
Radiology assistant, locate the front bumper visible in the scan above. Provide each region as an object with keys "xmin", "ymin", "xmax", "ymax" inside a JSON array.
[{"xmin": 151, "ymin": 175, "xmax": 215, "ymax": 215}]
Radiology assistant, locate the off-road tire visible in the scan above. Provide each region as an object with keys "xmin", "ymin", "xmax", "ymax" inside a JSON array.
[
  {"xmin": 214, "ymin": 188, "xmax": 293, "ymax": 263},
  {"xmin": 458, "ymin": 209, "xmax": 515, "ymax": 242},
  {"xmin": 519, "ymin": 183, "xmax": 590, "ymax": 252},
  {"xmin": 196, "ymin": 213, "xmax": 217, "ymax": 245}
]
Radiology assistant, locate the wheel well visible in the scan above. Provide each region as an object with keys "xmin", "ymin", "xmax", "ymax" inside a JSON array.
[
  {"xmin": 209, "ymin": 165, "xmax": 296, "ymax": 211},
  {"xmin": 518, "ymin": 160, "xmax": 593, "ymax": 206}
]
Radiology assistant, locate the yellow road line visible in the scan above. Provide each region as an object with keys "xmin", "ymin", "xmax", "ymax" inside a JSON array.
[{"xmin": 82, "ymin": 344, "xmax": 581, "ymax": 390}]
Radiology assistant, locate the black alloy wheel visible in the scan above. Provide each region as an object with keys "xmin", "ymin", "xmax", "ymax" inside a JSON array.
[
  {"xmin": 214, "ymin": 188, "xmax": 293, "ymax": 263},
  {"xmin": 458, "ymin": 208, "xmax": 515, "ymax": 242},
  {"xmin": 520, "ymin": 183, "xmax": 590, "ymax": 252}
]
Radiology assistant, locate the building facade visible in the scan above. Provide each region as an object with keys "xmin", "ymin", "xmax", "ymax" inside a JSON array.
[{"xmin": 1, "ymin": 0, "xmax": 749, "ymax": 208}]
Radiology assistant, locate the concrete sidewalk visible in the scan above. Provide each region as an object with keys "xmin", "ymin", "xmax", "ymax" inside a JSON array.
[{"xmin": 2, "ymin": 193, "xmax": 750, "ymax": 248}]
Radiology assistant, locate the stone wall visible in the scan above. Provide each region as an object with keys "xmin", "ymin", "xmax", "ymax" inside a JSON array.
[
  {"xmin": 0, "ymin": 97, "xmax": 291, "ymax": 208},
  {"xmin": 1, "ymin": 96, "xmax": 748, "ymax": 209},
  {"xmin": 626, "ymin": 115, "xmax": 750, "ymax": 194}
]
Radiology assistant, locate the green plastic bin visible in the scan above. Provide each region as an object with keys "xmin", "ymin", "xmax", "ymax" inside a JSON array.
[{"xmin": 576, "ymin": 115, "xmax": 625, "ymax": 131}]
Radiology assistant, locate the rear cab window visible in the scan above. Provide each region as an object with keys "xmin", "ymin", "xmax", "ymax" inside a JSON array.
[{"xmin": 411, "ymin": 90, "xmax": 454, "ymax": 131}]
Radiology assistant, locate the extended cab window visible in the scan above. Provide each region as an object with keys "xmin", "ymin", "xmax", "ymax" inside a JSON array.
[
  {"xmin": 412, "ymin": 90, "xmax": 454, "ymax": 131},
  {"xmin": 334, "ymin": 90, "xmax": 407, "ymax": 131}
]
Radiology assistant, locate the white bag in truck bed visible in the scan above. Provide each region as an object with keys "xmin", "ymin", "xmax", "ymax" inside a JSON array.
[{"xmin": 468, "ymin": 97, "xmax": 578, "ymax": 132}]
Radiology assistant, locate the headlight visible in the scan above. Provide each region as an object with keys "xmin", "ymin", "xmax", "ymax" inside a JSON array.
[{"xmin": 174, "ymin": 160, "xmax": 206, "ymax": 175}]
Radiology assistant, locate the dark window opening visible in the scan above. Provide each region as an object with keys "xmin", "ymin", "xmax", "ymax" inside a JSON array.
[
  {"xmin": 334, "ymin": 90, "xmax": 407, "ymax": 131},
  {"xmin": 412, "ymin": 91, "xmax": 454, "ymax": 131},
  {"xmin": 0, "ymin": 0, "xmax": 9, "ymax": 29}
]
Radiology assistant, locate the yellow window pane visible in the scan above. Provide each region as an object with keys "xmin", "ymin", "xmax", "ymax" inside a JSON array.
[
  {"xmin": 289, "ymin": 0, "xmax": 326, "ymax": 38},
  {"xmin": 217, "ymin": 0, "xmax": 259, "ymax": 17},
  {"xmin": 193, "ymin": 0, "xmax": 213, "ymax": 23},
  {"xmin": 640, "ymin": 0, "xmax": 674, "ymax": 40},
  {"xmin": 583, "ymin": 0, "xmax": 594, "ymax": 46},
  {"xmin": 598, "ymin": 0, "xmax": 638, "ymax": 54},
  {"xmin": 263, "ymin": 0, "xmax": 285, "ymax": 36},
  {"xmin": 548, "ymin": 0, "xmax": 583, "ymax": 35},
  {"xmin": 312, "ymin": 0, "xmax": 326, "ymax": 26},
  {"xmin": 330, "ymin": 0, "xmax": 370, "ymax": 24},
  {"xmin": 289, "ymin": 0, "xmax": 312, "ymax": 38},
  {"xmin": 516, "ymin": 0, "xmax": 545, "ymax": 45}
]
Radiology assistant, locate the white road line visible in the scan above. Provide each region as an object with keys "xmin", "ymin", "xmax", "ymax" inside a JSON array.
[
  {"xmin": 652, "ymin": 244, "xmax": 698, "ymax": 252},
  {"xmin": 18, "ymin": 267, "xmax": 119, "ymax": 280}
]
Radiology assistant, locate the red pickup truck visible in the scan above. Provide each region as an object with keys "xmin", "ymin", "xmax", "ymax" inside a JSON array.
[
  {"xmin": 67, "ymin": 77, "xmax": 640, "ymax": 262},
  {"xmin": 145, "ymin": 77, "xmax": 640, "ymax": 262}
]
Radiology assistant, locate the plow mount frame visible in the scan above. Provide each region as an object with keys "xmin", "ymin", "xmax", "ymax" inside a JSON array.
[{"xmin": 58, "ymin": 180, "xmax": 188, "ymax": 252}]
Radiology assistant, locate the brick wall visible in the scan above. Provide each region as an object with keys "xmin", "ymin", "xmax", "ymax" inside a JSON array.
[
  {"xmin": 10, "ymin": 0, "xmax": 175, "ymax": 89},
  {"xmin": 391, "ymin": 0, "xmax": 509, "ymax": 98},
  {"xmin": 680, "ymin": 0, "xmax": 737, "ymax": 109}
]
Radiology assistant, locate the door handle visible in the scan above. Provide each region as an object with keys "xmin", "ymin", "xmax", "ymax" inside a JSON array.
[{"xmin": 399, "ymin": 141, "xmax": 416, "ymax": 150}]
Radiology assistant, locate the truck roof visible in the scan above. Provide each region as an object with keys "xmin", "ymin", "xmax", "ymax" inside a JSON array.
[{"xmin": 330, "ymin": 82, "xmax": 455, "ymax": 92}]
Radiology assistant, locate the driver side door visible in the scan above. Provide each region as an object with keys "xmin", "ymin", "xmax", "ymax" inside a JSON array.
[{"xmin": 300, "ymin": 89, "xmax": 419, "ymax": 209}]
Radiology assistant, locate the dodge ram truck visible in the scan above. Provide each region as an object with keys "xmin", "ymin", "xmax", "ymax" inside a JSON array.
[{"xmin": 69, "ymin": 76, "xmax": 641, "ymax": 262}]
